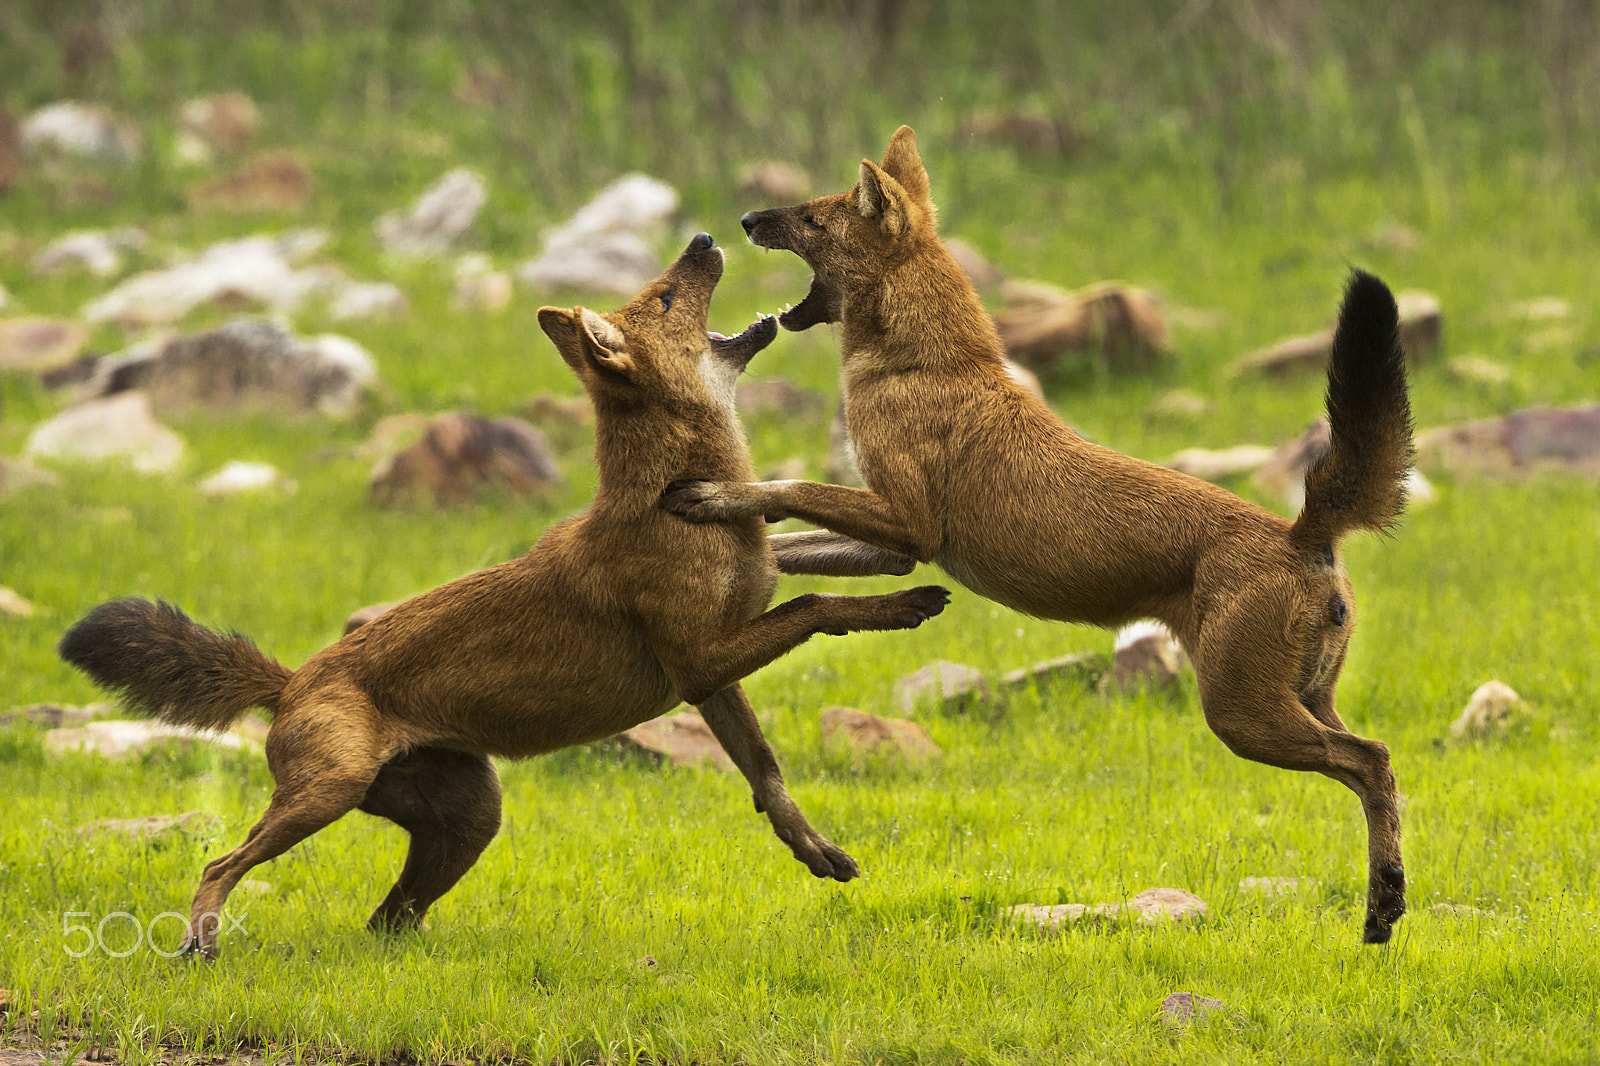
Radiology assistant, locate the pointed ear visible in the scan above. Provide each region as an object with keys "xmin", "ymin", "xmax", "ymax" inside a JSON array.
[
  {"xmin": 880, "ymin": 125, "xmax": 930, "ymax": 206},
  {"xmin": 856, "ymin": 159, "xmax": 912, "ymax": 239},
  {"xmin": 537, "ymin": 306, "xmax": 636, "ymax": 381},
  {"xmin": 537, "ymin": 306, "xmax": 586, "ymax": 373},
  {"xmin": 575, "ymin": 307, "xmax": 635, "ymax": 380}
]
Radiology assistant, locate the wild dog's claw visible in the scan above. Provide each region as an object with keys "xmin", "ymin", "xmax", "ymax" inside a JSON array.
[
  {"xmin": 796, "ymin": 833, "xmax": 859, "ymax": 882},
  {"xmin": 661, "ymin": 479, "xmax": 769, "ymax": 523},
  {"xmin": 178, "ymin": 936, "xmax": 218, "ymax": 961},
  {"xmin": 884, "ymin": 585, "xmax": 952, "ymax": 628},
  {"xmin": 1363, "ymin": 863, "xmax": 1407, "ymax": 944}
]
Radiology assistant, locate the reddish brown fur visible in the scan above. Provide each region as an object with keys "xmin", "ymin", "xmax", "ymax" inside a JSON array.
[
  {"xmin": 664, "ymin": 128, "xmax": 1414, "ymax": 944},
  {"xmin": 61, "ymin": 234, "xmax": 949, "ymax": 958}
]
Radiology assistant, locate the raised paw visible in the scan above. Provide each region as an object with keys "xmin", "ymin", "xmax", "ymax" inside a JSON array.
[
  {"xmin": 883, "ymin": 585, "xmax": 952, "ymax": 629},
  {"xmin": 791, "ymin": 831, "xmax": 860, "ymax": 882},
  {"xmin": 660, "ymin": 479, "xmax": 763, "ymax": 523}
]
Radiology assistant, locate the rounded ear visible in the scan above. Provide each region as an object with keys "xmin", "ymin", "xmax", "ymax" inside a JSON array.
[
  {"xmin": 880, "ymin": 125, "xmax": 930, "ymax": 206},
  {"xmin": 856, "ymin": 159, "xmax": 912, "ymax": 238}
]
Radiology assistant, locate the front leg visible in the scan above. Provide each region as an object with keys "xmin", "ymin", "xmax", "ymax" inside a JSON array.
[
  {"xmin": 663, "ymin": 479, "xmax": 939, "ymax": 562},
  {"xmin": 769, "ymin": 530, "xmax": 916, "ymax": 577},
  {"xmin": 659, "ymin": 585, "xmax": 950, "ymax": 706},
  {"xmin": 696, "ymin": 685, "xmax": 857, "ymax": 881}
]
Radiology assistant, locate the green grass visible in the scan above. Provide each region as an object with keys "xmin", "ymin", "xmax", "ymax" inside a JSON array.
[{"xmin": 5, "ymin": 2, "xmax": 1600, "ymax": 1063}]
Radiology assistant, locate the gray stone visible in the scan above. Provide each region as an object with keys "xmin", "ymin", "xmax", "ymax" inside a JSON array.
[
  {"xmin": 1158, "ymin": 991, "xmax": 1230, "ymax": 1025},
  {"xmin": 368, "ymin": 412, "xmax": 562, "ymax": 508},
  {"xmin": 1416, "ymin": 404, "xmax": 1600, "ymax": 480},
  {"xmin": 615, "ymin": 709, "xmax": 734, "ymax": 772},
  {"xmin": 945, "ymin": 237, "xmax": 1005, "ymax": 292},
  {"xmin": 736, "ymin": 378, "xmax": 826, "ymax": 419},
  {"xmin": 0, "ymin": 587, "xmax": 36, "ymax": 617},
  {"xmin": 1009, "ymin": 887, "xmax": 1208, "ymax": 930},
  {"xmin": 998, "ymin": 653, "xmax": 1108, "ymax": 691},
  {"xmin": 1166, "ymin": 444, "xmax": 1274, "ymax": 483},
  {"xmin": 79, "ymin": 320, "xmax": 376, "ymax": 417},
  {"xmin": 1111, "ymin": 622, "xmax": 1187, "ymax": 692},
  {"xmin": 739, "ymin": 161, "xmax": 811, "ymax": 204},
  {"xmin": 0, "ymin": 703, "xmax": 108, "ymax": 728},
  {"xmin": 25, "ymin": 392, "xmax": 185, "ymax": 474},
  {"xmin": 76, "ymin": 811, "xmax": 220, "ymax": 843},
  {"xmin": 995, "ymin": 280, "xmax": 1168, "ymax": 375},
  {"xmin": 0, "ymin": 317, "xmax": 89, "ymax": 372},
  {"xmin": 343, "ymin": 601, "xmax": 402, "ymax": 636},
  {"xmin": 517, "ymin": 175, "xmax": 677, "ymax": 293},
  {"xmin": 894, "ymin": 660, "xmax": 991, "ymax": 715},
  {"xmin": 1450, "ymin": 680, "xmax": 1528, "ymax": 740},
  {"xmin": 376, "ymin": 168, "xmax": 486, "ymax": 258},
  {"xmin": 1239, "ymin": 876, "xmax": 1315, "ymax": 897},
  {"xmin": 45, "ymin": 719, "xmax": 256, "ymax": 758},
  {"xmin": 821, "ymin": 706, "xmax": 941, "ymax": 760}
]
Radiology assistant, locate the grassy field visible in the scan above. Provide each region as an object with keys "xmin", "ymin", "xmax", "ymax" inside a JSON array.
[{"xmin": 4, "ymin": 2, "xmax": 1600, "ymax": 1063}]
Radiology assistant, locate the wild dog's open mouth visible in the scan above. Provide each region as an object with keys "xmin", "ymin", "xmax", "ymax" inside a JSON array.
[
  {"xmin": 777, "ymin": 275, "xmax": 843, "ymax": 332},
  {"xmin": 709, "ymin": 314, "xmax": 778, "ymax": 369}
]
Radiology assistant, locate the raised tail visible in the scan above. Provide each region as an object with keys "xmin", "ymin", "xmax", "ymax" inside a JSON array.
[
  {"xmin": 59, "ymin": 598, "xmax": 292, "ymax": 731},
  {"xmin": 1291, "ymin": 270, "xmax": 1415, "ymax": 550}
]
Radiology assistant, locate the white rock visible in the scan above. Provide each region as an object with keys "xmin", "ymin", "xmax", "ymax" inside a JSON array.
[
  {"xmin": 301, "ymin": 334, "xmax": 378, "ymax": 416},
  {"xmin": 83, "ymin": 230, "xmax": 333, "ymax": 326},
  {"xmin": 45, "ymin": 720, "xmax": 251, "ymax": 758},
  {"xmin": 329, "ymin": 280, "xmax": 407, "ymax": 321},
  {"xmin": 198, "ymin": 461, "xmax": 291, "ymax": 495},
  {"xmin": 453, "ymin": 253, "xmax": 512, "ymax": 311},
  {"xmin": 1450, "ymin": 680, "xmax": 1527, "ymax": 740},
  {"xmin": 0, "ymin": 587, "xmax": 37, "ymax": 617},
  {"xmin": 1166, "ymin": 444, "xmax": 1275, "ymax": 482},
  {"xmin": 32, "ymin": 228, "xmax": 146, "ymax": 278},
  {"xmin": 21, "ymin": 102, "xmax": 140, "ymax": 163},
  {"xmin": 25, "ymin": 392, "xmax": 184, "ymax": 474},
  {"xmin": 375, "ymin": 168, "xmax": 486, "ymax": 257},
  {"xmin": 1404, "ymin": 469, "xmax": 1436, "ymax": 505},
  {"xmin": 517, "ymin": 174, "xmax": 678, "ymax": 293}
]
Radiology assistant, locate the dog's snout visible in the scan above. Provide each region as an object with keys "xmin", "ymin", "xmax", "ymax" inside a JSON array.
[
  {"xmin": 740, "ymin": 213, "xmax": 758, "ymax": 236},
  {"xmin": 688, "ymin": 232, "xmax": 716, "ymax": 254}
]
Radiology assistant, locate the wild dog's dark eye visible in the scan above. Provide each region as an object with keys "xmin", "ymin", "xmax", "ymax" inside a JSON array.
[
  {"xmin": 803, "ymin": 214, "xmax": 824, "ymax": 231},
  {"xmin": 660, "ymin": 290, "xmax": 673, "ymax": 312}
]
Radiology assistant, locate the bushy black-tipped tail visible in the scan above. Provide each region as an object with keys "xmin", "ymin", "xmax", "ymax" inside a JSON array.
[
  {"xmin": 1292, "ymin": 270, "xmax": 1415, "ymax": 551},
  {"xmin": 59, "ymin": 598, "xmax": 291, "ymax": 731}
]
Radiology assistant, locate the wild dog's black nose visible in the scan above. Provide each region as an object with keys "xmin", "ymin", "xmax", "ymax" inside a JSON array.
[
  {"xmin": 740, "ymin": 212, "xmax": 758, "ymax": 235},
  {"xmin": 689, "ymin": 232, "xmax": 716, "ymax": 253}
]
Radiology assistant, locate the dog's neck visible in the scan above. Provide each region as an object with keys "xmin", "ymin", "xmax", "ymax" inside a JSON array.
[
  {"xmin": 590, "ymin": 400, "xmax": 755, "ymax": 510},
  {"xmin": 838, "ymin": 239, "xmax": 1005, "ymax": 377}
]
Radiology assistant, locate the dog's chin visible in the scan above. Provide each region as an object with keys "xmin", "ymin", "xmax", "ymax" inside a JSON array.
[
  {"xmin": 778, "ymin": 275, "xmax": 843, "ymax": 332},
  {"xmin": 709, "ymin": 314, "xmax": 779, "ymax": 370}
]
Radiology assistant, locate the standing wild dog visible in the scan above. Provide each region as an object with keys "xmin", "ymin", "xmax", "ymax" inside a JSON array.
[
  {"xmin": 663, "ymin": 128, "xmax": 1416, "ymax": 943},
  {"xmin": 61, "ymin": 233, "xmax": 950, "ymax": 959}
]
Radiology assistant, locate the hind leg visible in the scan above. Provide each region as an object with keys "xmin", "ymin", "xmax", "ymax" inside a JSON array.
[
  {"xmin": 358, "ymin": 747, "xmax": 502, "ymax": 932},
  {"xmin": 1196, "ymin": 621, "xmax": 1404, "ymax": 944},
  {"xmin": 697, "ymin": 685, "xmax": 857, "ymax": 881},
  {"xmin": 185, "ymin": 696, "xmax": 386, "ymax": 957}
]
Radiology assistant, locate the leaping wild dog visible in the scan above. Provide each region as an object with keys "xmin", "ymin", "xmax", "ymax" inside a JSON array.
[
  {"xmin": 61, "ymin": 233, "xmax": 950, "ymax": 959},
  {"xmin": 663, "ymin": 128, "xmax": 1415, "ymax": 944}
]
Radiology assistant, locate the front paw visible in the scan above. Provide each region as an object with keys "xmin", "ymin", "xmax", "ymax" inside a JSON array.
[
  {"xmin": 792, "ymin": 830, "xmax": 860, "ymax": 882},
  {"xmin": 661, "ymin": 480, "xmax": 743, "ymax": 523},
  {"xmin": 885, "ymin": 585, "xmax": 952, "ymax": 628}
]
